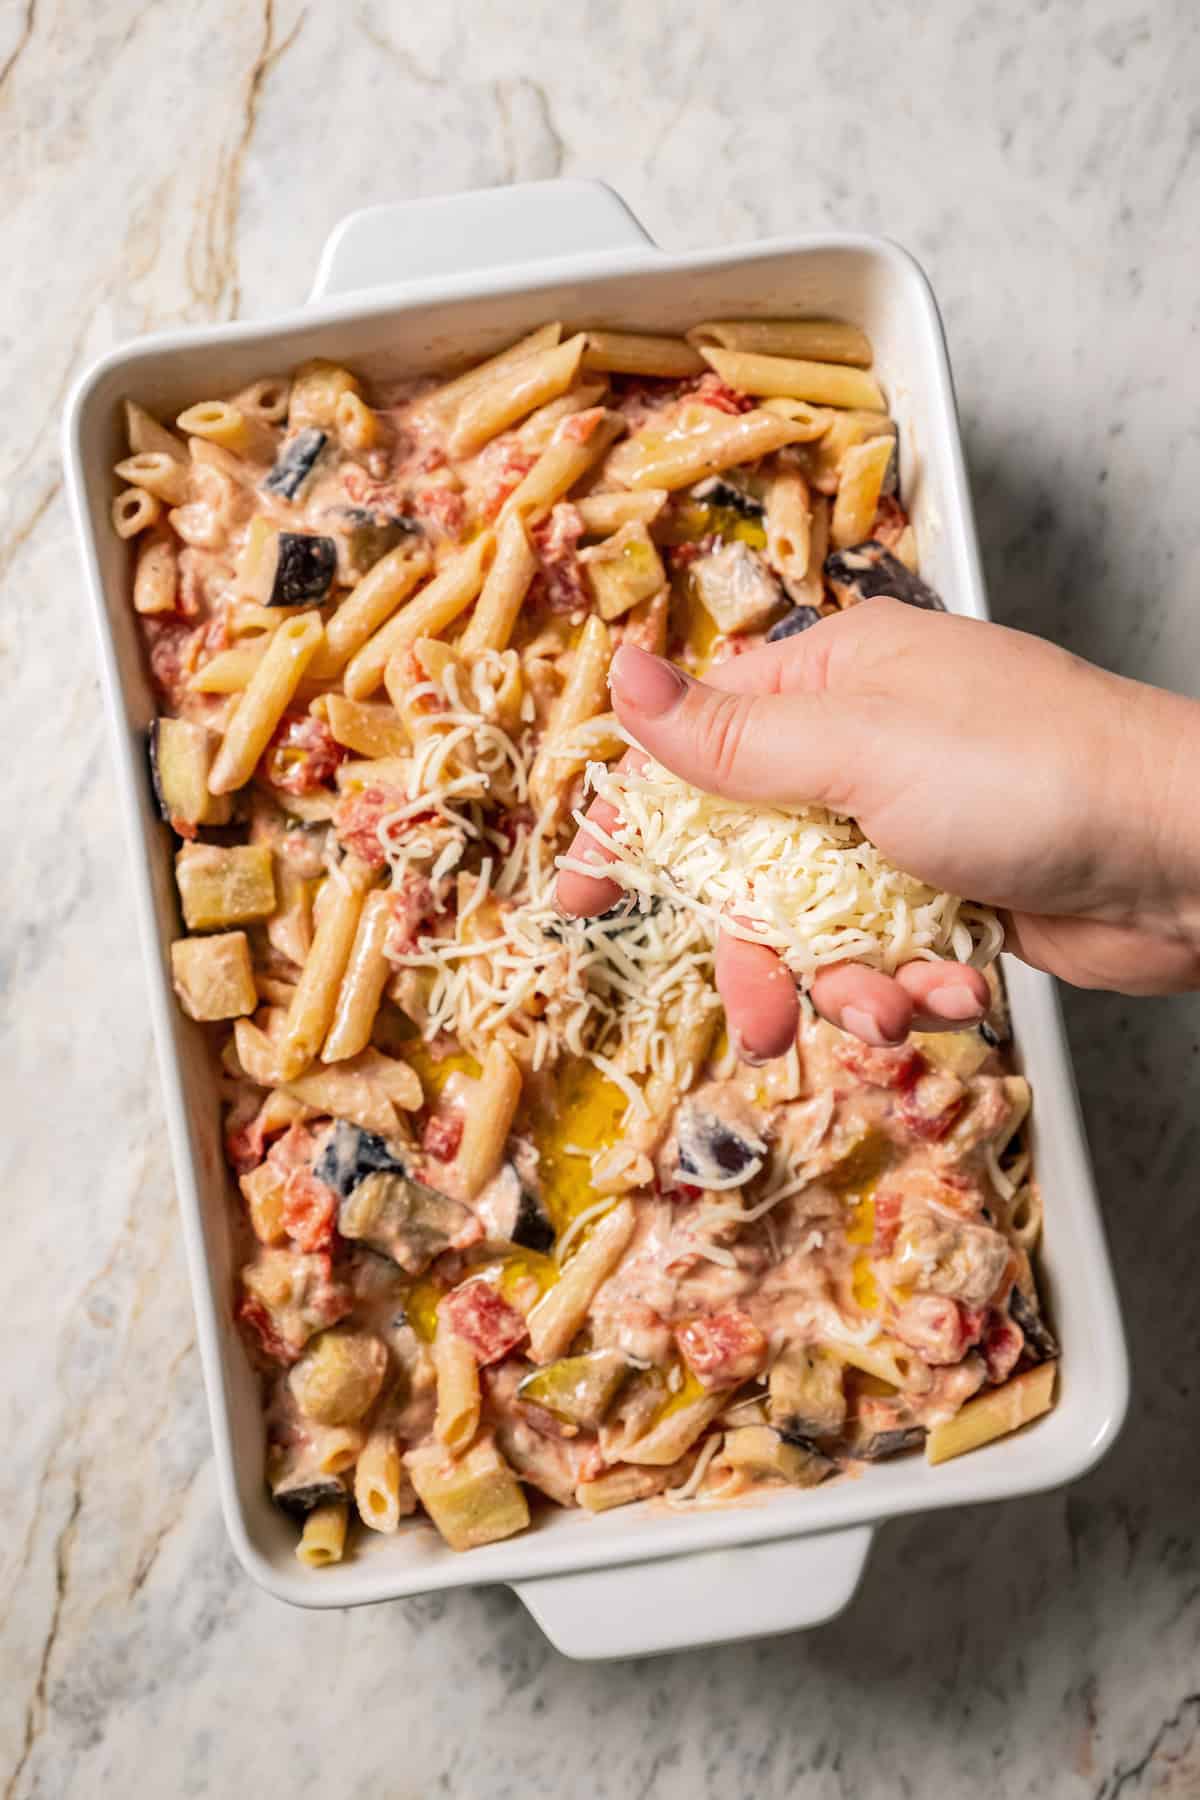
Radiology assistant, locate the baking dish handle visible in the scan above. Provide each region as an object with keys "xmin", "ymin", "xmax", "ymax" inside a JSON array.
[
  {"xmin": 309, "ymin": 177, "xmax": 659, "ymax": 301},
  {"xmin": 512, "ymin": 1524, "xmax": 874, "ymax": 1660}
]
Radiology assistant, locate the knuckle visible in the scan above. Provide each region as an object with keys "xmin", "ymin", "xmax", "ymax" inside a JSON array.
[{"xmin": 696, "ymin": 691, "xmax": 753, "ymax": 789}]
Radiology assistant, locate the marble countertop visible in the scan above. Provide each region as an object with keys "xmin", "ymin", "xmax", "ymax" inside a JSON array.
[{"xmin": 4, "ymin": 1, "xmax": 1200, "ymax": 1793}]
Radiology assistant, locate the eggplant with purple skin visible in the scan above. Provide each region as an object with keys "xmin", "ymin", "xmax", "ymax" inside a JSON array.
[
  {"xmin": 262, "ymin": 427, "xmax": 327, "ymax": 501},
  {"xmin": 266, "ymin": 531, "xmax": 338, "ymax": 605},
  {"xmin": 338, "ymin": 1169, "xmax": 471, "ymax": 1274},
  {"xmin": 1010, "ymin": 1287, "xmax": 1060, "ymax": 1363},
  {"xmin": 854, "ymin": 1425, "xmax": 926, "ymax": 1460},
  {"xmin": 270, "ymin": 1469, "xmax": 347, "ymax": 1518},
  {"xmin": 334, "ymin": 507, "xmax": 423, "ymax": 581},
  {"xmin": 690, "ymin": 475, "xmax": 764, "ymax": 519},
  {"xmin": 766, "ymin": 603, "xmax": 825, "ymax": 643},
  {"xmin": 148, "ymin": 716, "xmax": 232, "ymax": 828},
  {"xmin": 824, "ymin": 540, "xmax": 944, "ymax": 612},
  {"xmin": 482, "ymin": 1161, "xmax": 556, "ymax": 1256},
  {"xmin": 675, "ymin": 1105, "xmax": 766, "ymax": 1188},
  {"xmin": 315, "ymin": 1119, "xmax": 409, "ymax": 1197}
]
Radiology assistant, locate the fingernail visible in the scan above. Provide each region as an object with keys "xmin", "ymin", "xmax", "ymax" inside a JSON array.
[
  {"xmin": 732, "ymin": 1030, "xmax": 770, "ymax": 1068},
  {"xmin": 610, "ymin": 644, "xmax": 688, "ymax": 718},
  {"xmin": 840, "ymin": 1006, "xmax": 894, "ymax": 1047},
  {"xmin": 926, "ymin": 985, "xmax": 984, "ymax": 1022}
]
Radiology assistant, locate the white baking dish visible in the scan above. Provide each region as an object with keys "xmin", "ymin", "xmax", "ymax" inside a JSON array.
[{"xmin": 64, "ymin": 179, "xmax": 1129, "ymax": 1659}]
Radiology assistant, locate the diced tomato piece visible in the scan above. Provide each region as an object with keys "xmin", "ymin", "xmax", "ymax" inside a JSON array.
[
  {"xmin": 258, "ymin": 713, "xmax": 345, "ymax": 796},
  {"xmin": 418, "ymin": 446, "xmax": 449, "ymax": 473},
  {"xmin": 983, "ymin": 1312, "xmax": 1024, "ymax": 1383},
  {"xmin": 835, "ymin": 1040, "xmax": 925, "ymax": 1089},
  {"xmin": 687, "ymin": 372, "xmax": 755, "ymax": 414},
  {"xmin": 421, "ymin": 1111, "xmax": 464, "ymax": 1162},
  {"xmin": 872, "ymin": 1183, "xmax": 905, "ymax": 1255},
  {"xmin": 332, "ymin": 783, "xmax": 405, "ymax": 868},
  {"xmin": 267, "ymin": 1122, "xmax": 320, "ymax": 1179},
  {"xmin": 893, "ymin": 1295, "xmax": 982, "ymax": 1366},
  {"xmin": 387, "ymin": 873, "xmax": 437, "ymax": 954},
  {"xmin": 479, "ymin": 445, "xmax": 537, "ymax": 518},
  {"xmin": 558, "ymin": 407, "xmax": 604, "ymax": 445},
  {"xmin": 412, "ymin": 482, "xmax": 466, "ymax": 536},
  {"xmin": 440, "ymin": 1282, "xmax": 528, "ymax": 1366},
  {"xmin": 899, "ymin": 1069, "xmax": 967, "ymax": 1141},
  {"xmin": 871, "ymin": 493, "xmax": 909, "ymax": 549},
  {"xmin": 227, "ymin": 1116, "xmax": 269, "ymax": 1174},
  {"xmin": 282, "ymin": 1169, "xmax": 339, "ymax": 1253},
  {"xmin": 531, "ymin": 503, "xmax": 587, "ymax": 613},
  {"xmin": 236, "ymin": 1296, "xmax": 297, "ymax": 1365},
  {"xmin": 144, "ymin": 618, "xmax": 198, "ymax": 708},
  {"xmin": 675, "ymin": 1310, "xmax": 768, "ymax": 1389}
]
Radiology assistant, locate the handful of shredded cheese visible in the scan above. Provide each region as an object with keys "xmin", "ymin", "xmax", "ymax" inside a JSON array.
[{"xmin": 560, "ymin": 755, "xmax": 1004, "ymax": 980}]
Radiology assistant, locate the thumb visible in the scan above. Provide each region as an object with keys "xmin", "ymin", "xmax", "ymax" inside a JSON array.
[{"xmin": 608, "ymin": 642, "xmax": 854, "ymax": 809}]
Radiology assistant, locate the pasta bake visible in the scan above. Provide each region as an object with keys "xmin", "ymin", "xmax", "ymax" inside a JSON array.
[{"xmin": 114, "ymin": 317, "xmax": 1057, "ymax": 1567}]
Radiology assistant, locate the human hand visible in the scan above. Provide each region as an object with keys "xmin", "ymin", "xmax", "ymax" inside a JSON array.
[{"xmin": 556, "ymin": 598, "xmax": 1200, "ymax": 1056}]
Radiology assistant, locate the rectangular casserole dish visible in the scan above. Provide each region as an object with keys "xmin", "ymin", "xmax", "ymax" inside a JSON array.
[{"xmin": 64, "ymin": 178, "xmax": 1129, "ymax": 1659}]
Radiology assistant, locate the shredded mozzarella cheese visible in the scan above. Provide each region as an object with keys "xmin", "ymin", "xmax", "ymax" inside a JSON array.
[{"xmin": 560, "ymin": 752, "xmax": 1004, "ymax": 981}]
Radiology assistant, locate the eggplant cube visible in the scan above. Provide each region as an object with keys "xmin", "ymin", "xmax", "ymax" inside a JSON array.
[
  {"xmin": 405, "ymin": 1436, "xmax": 530, "ymax": 1552},
  {"xmin": 338, "ymin": 1170, "xmax": 471, "ymax": 1274},
  {"xmin": 692, "ymin": 540, "xmax": 783, "ymax": 634},
  {"xmin": 676, "ymin": 1105, "xmax": 765, "ymax": 1188},
  {"xmin": 262, "ymin": 427, "xmax": 327, "ymax": 501},
  {"xmin": 824, "ymin": 541, "xmax": 944, "ymax": 612},
  {"xmin": 315, "ymin": 1119, "xmax": 409, "ymax": 1198},
  {"xmin": 768, "ymin": 1344, "xmax": 847, "ymax": 1443},
  {"xmin": 149, "ymin": 717, "xmax": 232, "ymax": 828},
  {"xmin": 518, "ymin": 1350, "xmax": 630, "ymax": 1430},
  {"xmin": 238, "ymin": 515, "xmax": 337, "ymax": 606},
  {"xmin": 171, "ymin": 930, "xmax": 258, "ymax": 1021},
  {"xmin": 288, "ymin": 1329, "xmax": 388, "ymax": 1427},
  {"xmin": 175, "ymin": 843, "xmax": 276, "ymax": 931},
  {"xmin": 765, "ymin": 604, "xmax": 824, "ymax": 643},
  {"xmin": 722, "ymin": 1425, "xmax": 832, "ymax": 1486},
  {"xmin": 580, "ymin": 523, "xmax": 665, "ymax": 622}
]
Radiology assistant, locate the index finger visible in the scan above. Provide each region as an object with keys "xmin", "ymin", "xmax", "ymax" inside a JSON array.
[{"xmin": 554, "ymin": 747, "xmax": 644, "ymax": 918}]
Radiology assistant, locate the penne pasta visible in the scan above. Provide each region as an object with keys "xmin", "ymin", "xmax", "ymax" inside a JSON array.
[
  {"xmin": 322, "ymin": 890, "xmax": 394, "ymax": 1063},
  {"xmin": 926, "ymin": 1364, "xmax": 1057, "ymax": 1465},
  {"xmin": 132, "ymin": 532, "xmax": 177, "ymax": 614},
  {"xmin": 581, "ymin": 329, "xmax": 705, "ymax": 378},
  {"xmin": 311, "ymin": 540, "xmax": 433, "ymax": 676},
  {"xmin": 457, "ymin": 1041, "xmax": 522, "ymax": 1199},
  {"xmin": 176, "ymin": 400, "xmax": 277, "ymax": 461},
  {"xmin": 114, "ymin": 451, "xmax": 188, "ymax": 505},
  {"xmin": 208, "ymin": 612, "xmax": 324, "ymax": 794},
  {"xmin": 343, "ymin": 533, "xmax": 494, "ymax": 699},
  {"xmin": 527, "ymin": 1200, "xmax": 636, "ymax": 1363},
  {"xmin": 699, "ymin": 346, "xmax": 886, "ymax": 412},
  {"xmin": 322, "ymin": 693, "xmax": 409, "ymax": 758},
  {"xmin": 276, "ymin": 854, "xmax": 376, "ymax": 1081},
  {"xmin": 688, "ymin": 317, "xmax": 873, "ymax": 367},
  {"xmin": 124, "ymin": 399, "xmax": 187, "ymax": 462},
  {"xmin": 413, "ymin": 322, "xmax": 563, "ymax": 422},
  {"xmin": 604, "ymin": 407, "xmax": 812, "ymax": 492},
  {"xmin": 830, "ymin": 434, "xmax": 896, "ymax": 550},
  {"xmin": 458, "ymin": 511, "xmax": 537, "ymax": 655},
  {"xmin": 498, "ymin": 408, "xmax": 626, "ymax": 523},
  {"xmin": 433, "ymin": 1317, "xmax": 481, "ymax": 1452},
  {"xmin": 528, "ymin": 613, "xmax": 611, "ymax": 815},
  {"xmin": 112, "ymin": 488, "xmax": 162, "ymax": 538},
  {"xmin": 355, "ymin": 1430, "xmax": 414, "ymax": 1533},
  {"xmin": 575, "ymin": 488, "xmax": 669, "ymax": 534},
  {"xmin": 295, "ymin": 1502, "xmax": 348, "ymax": 1567},
  {"xmin": 764, "ymin": 468, "xmax": 813, "ymax": 589},
  {"xmin": 449, "ymin": 334, "xmax": 586, "ymax": 457}
]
